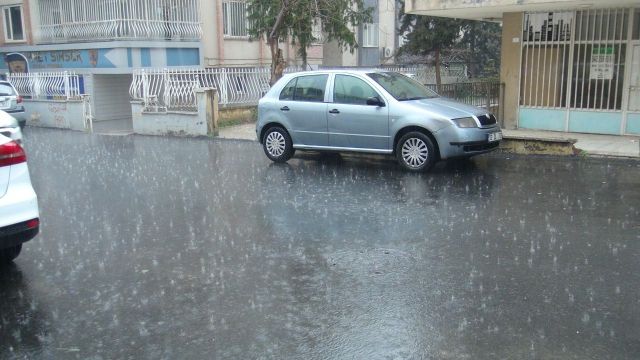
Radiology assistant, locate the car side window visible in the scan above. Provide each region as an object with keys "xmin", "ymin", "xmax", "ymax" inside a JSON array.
[
  {"xmin": 293, "ymin": 75, "xmax": 328, "ymax": 102},
  {"xmin": 279, "ymin": 78, "xmax": 297, "ymax": 100},
  {"xmin": 333, "ymin": 75, "xmax": 379, "ymax": 105}
]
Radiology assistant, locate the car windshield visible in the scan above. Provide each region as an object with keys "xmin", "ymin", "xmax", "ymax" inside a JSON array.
[
  {"xmin": 0, "ymin": 83, "xmax": 15, "ymax": 96},
  {"xmin": 366, "ymin": 72, "xmax": 438, "ymax": 101}
]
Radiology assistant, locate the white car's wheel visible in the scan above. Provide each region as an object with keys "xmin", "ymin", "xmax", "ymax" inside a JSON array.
[{"xmin": 0, "ymin": 244, "xmax": 22, "ymax": 263}]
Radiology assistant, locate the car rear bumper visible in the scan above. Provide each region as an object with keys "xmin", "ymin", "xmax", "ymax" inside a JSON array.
[
  {"xmin": 0, "ymin": 220, "xmax": 39, "ymax": 250},
  {"xmin": 3, "ymin": 108, "xmax": 26, "ymax": 127},
  {"xmin": 0, "ymin": 163, "xmax": 39, "ymax": 229}
]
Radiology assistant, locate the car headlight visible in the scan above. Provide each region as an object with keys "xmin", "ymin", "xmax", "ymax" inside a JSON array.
[{"xmin": 452, "ymin": 117, "xmax": 478, "ymax": 128}]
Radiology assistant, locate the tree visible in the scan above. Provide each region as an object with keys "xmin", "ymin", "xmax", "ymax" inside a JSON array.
[
  {"xmin": 398, "ymin": 3, "xmax": 465, "ymax": 90},
  {"xmin": 247, "ymin": 0, "xmax": 373, "ymax": 85},
  {"xmin": 459, "ymin": 21, "xmax": 501, "ymax": 78}
]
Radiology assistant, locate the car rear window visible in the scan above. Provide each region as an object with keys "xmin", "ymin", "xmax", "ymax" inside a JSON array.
[
  {"xmin": 279, "ymin": 75, "xmax": 328, "ymax": 103},
  {"xmin": 0, "ymin": 84, "xmax": 15, "ymax": 96}
]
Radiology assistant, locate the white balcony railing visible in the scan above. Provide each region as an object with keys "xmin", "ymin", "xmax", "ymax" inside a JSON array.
[
  {"xmin": 130, "ymin": 66, "xmax": 305, "ymax": 112},
  {"xmin": 36, "ymin": 0, "xmax": 202, "ymax": 43}
]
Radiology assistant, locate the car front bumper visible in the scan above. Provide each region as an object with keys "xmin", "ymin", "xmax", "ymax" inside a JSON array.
[{"xmin": 435, "ymin": 124, "xmax": 502, "ymax": 159}]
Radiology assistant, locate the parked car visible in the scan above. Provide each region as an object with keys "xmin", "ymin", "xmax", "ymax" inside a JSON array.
[
  {"xmin": 0, "ymin": 80, "xmax": 26, "ymax": 129},
  {"xmin": 256, "ymin": 71, "xmax": 502, "ymax": 172},
  {"xmin": 0, "ymin": 110, "xmax": 23, "ymax": 144},
  {"xmin": 0, "ymin": 134, "xmax": 39, "ymax": 263}
]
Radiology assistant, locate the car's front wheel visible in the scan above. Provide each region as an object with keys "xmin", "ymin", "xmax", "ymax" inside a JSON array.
[
  {"xmin": 262, "ymin": 126, "xmax": 295, "ymax": 163},
  {"xmin": 0, "ymin": 245, "xmax": 22, "ymax": 263},
  {"xmin": 396, "ymin": 132, "xmax": 436, "ymax": 172}
]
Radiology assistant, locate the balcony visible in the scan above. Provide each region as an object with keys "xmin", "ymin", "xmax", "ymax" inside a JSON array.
[{"xmin": 35, "ymin": 0, "xmax": 202, "ymax": 44}]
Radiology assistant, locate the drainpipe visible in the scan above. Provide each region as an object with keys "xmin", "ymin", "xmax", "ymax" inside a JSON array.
[{"xmin": 215, "ymin": 0, "xmax": 225, "ymax": 65}]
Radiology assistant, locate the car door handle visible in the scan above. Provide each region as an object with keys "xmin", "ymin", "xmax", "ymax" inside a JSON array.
[
  {"xmin": 329, "ymin": 109, "xmax": 340, "ymax": 114},
  {"xmin": 280, "ymin": 106, "xmax": 290, "ymax": 111}
]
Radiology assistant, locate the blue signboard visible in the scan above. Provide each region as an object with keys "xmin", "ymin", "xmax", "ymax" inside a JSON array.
[{"xmin": 1, "ymin": 47, "xmax": 200, "ymax": 72}]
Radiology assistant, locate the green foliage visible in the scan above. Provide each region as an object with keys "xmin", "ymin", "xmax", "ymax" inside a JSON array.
[
  {"xmin": 398, "ymin": 9, "xmax": 462, "ymax": 57},
  {"xmin": 460, "ymin": 21, "xmax": 502, "ymax": 77},
  {"xmin": 398, "ymin": 0, "xmax": 502, "ymax": 78},
  {"xmin": 246, "ymin": 0, "xmax": 373, "ymax": 65}
]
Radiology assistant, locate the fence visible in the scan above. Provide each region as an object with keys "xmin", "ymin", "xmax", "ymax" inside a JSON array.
[
  {"xmin": 36, "ymin": 0, "xmax": 202, "ymax": 43},
  {"xmin": 7, "ymin": 71, "xmax": 83, "ymax": 100},
  {"xmin": 129, "ymin": 66, "xmax": 305, "ymax": 112},
  {"xmin": 426, "ymin": 81, "xmax": 501, "ymax": 110},
  {"xmin": 130, "ymin": 65, "xmax": 489, "ymax": 113}
]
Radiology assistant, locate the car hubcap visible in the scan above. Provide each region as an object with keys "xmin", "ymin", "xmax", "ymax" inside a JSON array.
[
  {"xmin": 266, "ymin": 131, "xmax": 286, "ymax": 157},
  {"xmin": 401, "ymin": 138, "xmax": 428, "ymax": 168}
]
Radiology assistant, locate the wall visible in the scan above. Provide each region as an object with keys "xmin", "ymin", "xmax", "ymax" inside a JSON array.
[
  {"xmin": 201, "ymin": 0, "xmax": 322, "ymax": 67},
  {"xmin": 131, "ymin": 99, "xmax": 210, "ymax": 137},
  {"xmin": 499, "ymin": 12, "xmax": 522, "ymax": 129},
  {"xmin": 378, "ymin": 0, "xmax": 397, "ymax": 65},
  {"xmin": 219, "ymin": 105, "xmax": 256, "ymax": 127},
  {"xmin": 24, "ymin": 99, "xmax": 85, "ymax": 130},
  {"xmin": 0, "ymin": 0, "xmax": 33, "ymax": 47}
]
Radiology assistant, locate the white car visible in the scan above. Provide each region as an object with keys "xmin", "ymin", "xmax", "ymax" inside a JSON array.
[
  {"xmin": 0, "ymin": 134, "xmax": 39, "ymax": 263},
  {"xmin": 0, "ymin": 80, "xmax": 26, "ymax": 128},
  {"xmin": 0, "ymin": 110, "xmax": 23, "ymax": 144}
]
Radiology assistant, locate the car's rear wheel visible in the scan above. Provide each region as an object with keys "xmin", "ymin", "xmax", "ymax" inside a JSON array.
[
  {"xmin": 0, "ymin": 245, "xmax": 22, "ymax": 263},
  {"xmin": 396, "ymin": 132, "xmax": 436, "ymax": 172},
  {"xmin": 262, "ymin": 126, "xmax": 295, "ymax": 163}
]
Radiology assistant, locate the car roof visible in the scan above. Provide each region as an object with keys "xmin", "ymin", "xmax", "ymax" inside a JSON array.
[{"xmin": 287, "ymin": 69, "xmax": 395, "ymax": 76}]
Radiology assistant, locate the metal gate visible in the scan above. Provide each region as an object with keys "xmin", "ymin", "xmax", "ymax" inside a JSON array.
[{"xmin": 519, "ymin": 8, "xmax": 639, "ymax": 135}]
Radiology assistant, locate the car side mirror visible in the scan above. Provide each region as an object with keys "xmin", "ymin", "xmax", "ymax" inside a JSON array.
[{"xmin": 366, "ymin": 97, "xmax": 385, "ymax": 107}]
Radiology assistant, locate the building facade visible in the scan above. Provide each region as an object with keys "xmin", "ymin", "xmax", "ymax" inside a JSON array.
[
  {"xmin": 406, "ymin": 0, "xmax": 640, "ymax": 136},
  {"xmin": 323, "ymin": 0, "xmax": 399, "ymax": 67}
]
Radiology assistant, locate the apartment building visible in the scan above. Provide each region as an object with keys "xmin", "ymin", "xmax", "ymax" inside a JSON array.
[{"xmin": 324, "ymin": 0, "xmax": 400, "ymax": 67}]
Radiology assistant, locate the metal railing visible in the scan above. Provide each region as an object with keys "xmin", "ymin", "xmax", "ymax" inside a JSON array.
[
  {"xmin": 426, "ymin": 81, "xmax": 501, "ymax": 109},
  {"xmin": 130, "ymin": 66, "xmax": 305, "ymax": 112},
  {"xmin": 36, "ymin": 0, "xmax": 202, "ymax": 43},
  {"xmin": 7, "ymin": 71, "xmax": 83, "ymax": 100}
]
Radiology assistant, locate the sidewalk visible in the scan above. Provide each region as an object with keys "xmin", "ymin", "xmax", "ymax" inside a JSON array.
[
  {"xmin": 216, "ymin": 123, "xmax": 640, "ymax": 158},
  {"xmin": 502, "ymin": 129, "xmax": 640, "ymax": 158}
]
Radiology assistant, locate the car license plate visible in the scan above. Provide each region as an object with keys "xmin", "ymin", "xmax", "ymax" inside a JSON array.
[{"xmin": 488, "ymin": 132, "xmax": 502, "ymax": 142}]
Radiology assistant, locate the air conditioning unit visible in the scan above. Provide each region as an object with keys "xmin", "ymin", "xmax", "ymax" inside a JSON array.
[{"xmin": 383, "ymin": 47, "xmax": 393, "ymax": 58}]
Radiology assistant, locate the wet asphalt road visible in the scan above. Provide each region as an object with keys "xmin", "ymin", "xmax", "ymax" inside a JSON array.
[{"xmin": 1, "ymin": 127, "xmax": 639, "ymax": 359}]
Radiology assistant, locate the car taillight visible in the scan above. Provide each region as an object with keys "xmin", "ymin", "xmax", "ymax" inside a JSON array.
[
  {"xmin": 26, "ymin": 218, "xmax": 39, "ymax": 229},
  {"xmin": 16, "ymin": 95, "xmax": 23, "ymax": 104},
  {"xmin": 0, "ymin": 141, "xmax": 26, "ymax": 167}
]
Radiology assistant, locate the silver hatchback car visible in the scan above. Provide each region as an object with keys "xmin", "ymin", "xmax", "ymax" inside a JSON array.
[{"xmin": 256, "ymin": 70, "xmax": 502, "ymax": 172}]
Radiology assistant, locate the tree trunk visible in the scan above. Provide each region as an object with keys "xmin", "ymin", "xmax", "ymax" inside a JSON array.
[
  {"xmin": 267, "ymin": 4, "xmax": 289, "ymax": 86},
  {"xmin": 435, "ymin": 48, "xmax": 442, "ymax": 92},
  {"xmin": 269, "ymin": 39, "xmax": 286, "ymax": 86}
]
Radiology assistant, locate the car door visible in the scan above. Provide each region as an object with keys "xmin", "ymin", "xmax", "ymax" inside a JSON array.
[
  {"xmin": 277, "ymin": 74, "xmax": 329, "ymax": 146},
  {"xmin": 328, "ymin": 74, "xmax": 389, "ymax": 150}
]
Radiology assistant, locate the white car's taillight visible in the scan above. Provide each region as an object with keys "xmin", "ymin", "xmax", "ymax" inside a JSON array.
[{"xmin": 0, "ymin": 141, "xmax": 26, "ymax": 167}]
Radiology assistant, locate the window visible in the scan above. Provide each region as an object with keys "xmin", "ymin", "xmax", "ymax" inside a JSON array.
[
  {"xmin": 311, "ymin": 20, "xmax": 323, "ymax": 44},
  {"xmin": 223, "ymin": 1, "xmax": 249, "ymax": 37},
  {"xmin": 367, "ymin": 72, "xmax": 438, "ymax": 101},
  {"xmin": 279, "ymin": 75, "xmax": 328, "ymax": 102},
  {"xmin": 333, "ymin": 75, "xmax": 379, "ymax": 105},
  {"xmin": 280, "ymin": 78, "xmax": 297, "ymax": 100},
  {"xmin": 3, "ymin": 5, "xmax": 24, "ymax": 42},
  {"xmin": 362, "ymin": 23, "xmax": 378, "ymax": 48}
]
